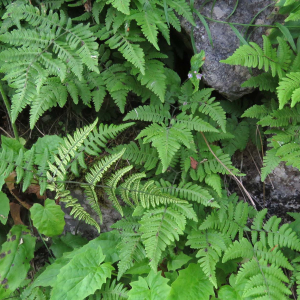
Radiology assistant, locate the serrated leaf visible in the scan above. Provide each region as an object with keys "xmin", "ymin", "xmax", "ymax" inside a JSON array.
[
  {"xmin": 166, "ymin": 264, "xmax": 214, "ymax": 300},
  {"xmin": 51, "ymin": 246, "xmax": 114, "ymax": 300},
  {"xmin": 0, "ymin": 192, "xmax": 9, "ymax": 225},
  {"xmin": 30, "ymin": 199, "xmax": 65, "ymax": 237},
  {"xmin": 0, "ymin": 225, "xmax": 36, "ymax": 298},
  {"xmin": 128, "ymin": 270, "xmax": 171, "ymax": 300},
  {"xmin": 167, "ymin": 252, "xmax": 192, "ymax": 271}
]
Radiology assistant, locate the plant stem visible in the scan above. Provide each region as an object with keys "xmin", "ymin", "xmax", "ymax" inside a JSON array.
[{"xmin": 0, "ymin": 81, "xmax": 19, "ymax": 141}]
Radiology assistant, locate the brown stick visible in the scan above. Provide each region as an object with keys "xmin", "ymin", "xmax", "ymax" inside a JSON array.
[{"xmin": 200, "ymin": 132, "xmax": 257, "ymax": 210}]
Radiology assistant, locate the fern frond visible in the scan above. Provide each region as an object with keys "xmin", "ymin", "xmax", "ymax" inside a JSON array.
[
  {"xmin": 199, "ymin": 201, "xmax": 249, "ymax": 240},
  {"xmin": 97, "ymin": 279, "xmax": 128, "ymax": 300},
  {"xmin": 124, "ymin": 104, "xmax": 170, "ymax": 123},
  {"xmin": 136, "ymin": 58, "xmax": 166, "ymax": 101},
  {"xmin": 277, "ymin": 72, "xmax": 300, "ymax": 108},
  {"xmin": 157, "ymin": 179, "xmax": 218, "ymax": 207},
  {"xmin": 106, "ymin": 32, "xmax": 145, "ymax": 74},
  {"xmin": 221, "ymin": 35, "xmax": 288, "ymax": 78},
  {"xmin": 111, "ymin": 216, "xmax": 146, "ymax": 280},
  {"xmin": 139, "ymin": 204, "xmax": 188, "ymax": 270},
  {"xmin": 106, "ymin": 0, "xmax": 130, "ymax": 15},
  {"xmin": 137, "ymin": 123, "xmax": 193, "ymax": 172},
  {"xmin": 166, "ymin": 0, "xmax": 195, "ymax": 25},
  {"xmin": 118, "ymin": 141, "xmax": 159, "ymax": 171},
  {"xmin": 197, "ymin": 97, "xmax": 226, "ymax": 132},
  {"xmin": 130, "ymin": 11, "xmax": 159, "ymax": 50},
  {"xmin": 241, "ymin": 72, "xmax": 278, "ymax": 92},
  {"xmin": 175, "ymin": 113, "xmax": 219, "ymax": 132},
  {"xmin": 261, "ymin": 148, "xmax": 281, "ymax": 182},
  {"xmin": 105, "ymin": 165, "xmax": 133, "ymax": 215},
  {"xmin": 120, "ymin": 175, "xmax": 186, "ymax": 209},
  {"xmin": 186, "ymin": 229, "xmax": 230, "ymax": 287},
  {"xmin": 241, "ymin": 104, "xmax": 269, "ymax": 119}
]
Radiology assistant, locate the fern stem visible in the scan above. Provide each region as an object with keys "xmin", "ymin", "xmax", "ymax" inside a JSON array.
[
  {"xmin": 200, "ymin": 132, "xmax": 257, "ymax": 209},
  {"xmin": 0, "ymin": 81, "xmax": 19, "ymax": 141}
]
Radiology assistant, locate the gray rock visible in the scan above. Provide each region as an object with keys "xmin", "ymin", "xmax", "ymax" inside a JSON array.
[
  {"xmin": 61, "ymin": 189, "xmax": 121, "ymax": 240},
  {"xmin": 180, "ymin": 0, "xmax": 278, "ymax": 100},
  {"xmin": 231, "ymin": 148, "xmax": 300, "ymax": 221}
]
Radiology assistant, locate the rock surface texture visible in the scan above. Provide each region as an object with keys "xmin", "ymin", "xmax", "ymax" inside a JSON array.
[
  {"xmin": 180, "ymin": 0, "xmax": 277, "ymax": 100},
  {"xmin": 61, "ymin": 189, "xmax": 121, "ymax": 239},
  {"xmin": 231, "ymin": 147, "xmax": 300, "ymax": 220}
]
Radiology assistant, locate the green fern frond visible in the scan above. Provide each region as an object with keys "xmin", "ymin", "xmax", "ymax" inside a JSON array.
[
  {"xmin": 220, "ymin": 35, "xmax": 289, "ymax": 78},
  {"xmin": 241, "ymin": 104, "xmax": 269, "ymax": 119},
  {"xmin": 83, "ymin": 122, "xmax": 134, "ymax": 156},
  {"xmin": 187, "ymin": 229, "xmax": 230, "ymax": 287},
  {"xmin": 130, "ymin": 11, "xmax": 160, "ymax": 50},
  {"xmin": 105, "ymin": 165, "xmax": 133, "ymax": 216},
  {"xmin": 175, "ymin": 113, "xmax": 219, "ymax": 132},
  {"xmin": 199, "ymin": 201, "xmax": 249, "ymax": 240},
  {"xmin": 138, "ymin": 122, "xmax": 194, "ymax": 172},
  {"xmin": 117, "ymin": 141, "xmax": 159, "ymax": 171},
  {"xmin": 238, "ymin": 259, "xmax": 291, "ymax": 299},
  {"xmin": 105, "ymin": 31, "xmax": 145, "ymax": 74},
  {"xmin": 241, "ymin": 72, "xmax": 278, "ymax": 92},
  {"xmin": 277, "ymin": 72, "xmax": 300, "ymax": 108},
  {"xmin": 166, "ymin": 0, "xmax": 195, "ymax": 25},
  {"xmin": 120, "ymin": 175, "xmax": 186, "ymax": 209},
  {"xmin": 124, "ymin": 104, "xmax": 170, "ymax": 123},
  {"xmin": 111, "ymin": 216, "xmax": 146, "ymax": 280},
  {"xmin": 261, "ymin": 148, "xmax": 281, "ymax": 182},
  {"xmin": 106, "ymin": 0, "xmax": 130, "ymax": 15},
  {"xmin": 157, "ymin": 179, "xmax": 218, "ymax": 207},
  {"xmin": 47, "ymin": 119, "xmax": 98, "ymax": 182},
  {"xmin": 96, "ymin": 279, "xmax": 128, "ymax": 300},
  {"xmin": 139, "ymin": 204, "xmax": 188, "ymax": 270},
  {"xmin": 258, "ymin": 105, "xmax": 300, "ymax": 127},
  {"xmin": 197, "ymin": 97, "xmax": 226, "ymax": 132},
  {"xmin": 136, "ymin": 58, "xmax": 166, "ymax": 101}
]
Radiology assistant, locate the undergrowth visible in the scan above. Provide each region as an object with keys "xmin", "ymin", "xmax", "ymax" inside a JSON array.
[{"xmin": 1, "ymin": 0, "xmax": 300, "ymax": 299}]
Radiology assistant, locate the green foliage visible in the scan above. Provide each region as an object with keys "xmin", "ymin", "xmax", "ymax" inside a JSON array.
[
  {"xmin": 2, "ymin": 1, "xmax": 300, "ymax": 299},
  {"xmin": 128, "ymin": 270, "xmax": 171, "ymax": 300},
  {"xmin": 30, "ymin": 199, "xmax": 65, "ymax": 236},
  {"xmin": 0, "ymin": 225, "xmax": 36, "ymax": 298},
  {"xmin": 0, "ymin": 191, "xmax": 9, "ymax": 225}
]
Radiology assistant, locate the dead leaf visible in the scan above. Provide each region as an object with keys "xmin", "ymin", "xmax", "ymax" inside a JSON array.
[
  {"xmin": 84, "ymin": 0, "xmax": 92, "ymax": 12},
  {"xmin": 10, "ymin": 203, "xmax": 24, "ymax": 225},
  {"xmin": 5, "ymin": 172, "xmax": 32, "ymax": 210},
  {"xmin": 190, "ymin": 157, "xmax": 198, "ymax": 170},
  {"xmin": 25, "ymin": 184, "xmax": 46, "ymax": 200}
]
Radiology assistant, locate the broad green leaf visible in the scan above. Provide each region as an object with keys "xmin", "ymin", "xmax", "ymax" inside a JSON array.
[
  {"xmin": 1, "ymin": 135, "xmax": 24, "ymax": 154},
  {"xmin": 97, "ymin": 231, "xmax": 120, "ymax": 263},
  {"xmin": 128, "ymin": 270, "xmax": 171, "ymax": 300},
  {"xmin": 0, "ymin": 175, "xmax": 4, "ymax": 189},
  {"xmin": 166, "ymin": 264, "xmax": 214, "ymax": 300},
  {"xmin": 167, "ymin": 252, "xmax": 192, "ymax": 271},
  {"xmin": 125, "ymin": 259, "xmax": 151, "ymax": 276},
  {"xmin": 0, "ymin": 191, "xmax": 9, "ymax": 225},
  {"xmin": 34, "ymin": 237, "xmax": 111, "ymax": 288},
  {"xmin": 51, "ymin": 246, "xmax": 114, "ymax": 300},
  {"xmin": 218, "ymin": 285, "xmax": 242, "ymax": 300},
  {"xmin": 30, "ymin": 199, "xmax": 65, "ymax": 237},
  {"xmin": 0, "ymin": 225, "xmax": 36, "ymax": 298},
  {"xmin": 50, "ymin": 233, "xmax": 88, "ymax": 258}
]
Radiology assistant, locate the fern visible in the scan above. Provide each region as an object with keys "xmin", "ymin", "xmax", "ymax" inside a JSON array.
[
  {"xmin": 241, "ymin": 72, "xmax": 279, "ymax": 92},
  {"xmin": 111, "ymin": 215, "xmax": 146, "ymax": 280},
  {"xmin": 140, "ymin": 203, "xmax": 196, "ymax": 270},
  {"xmin": 187, "ymin": 229, "xmax": 230, "ymax": 287},
  {"xmin": 136, "ymin": 123, "xmax": 194, "ymax": 172},
  {"xmin": 221, "ymin": 36, "xmax": 291, "ymax": 78}
]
